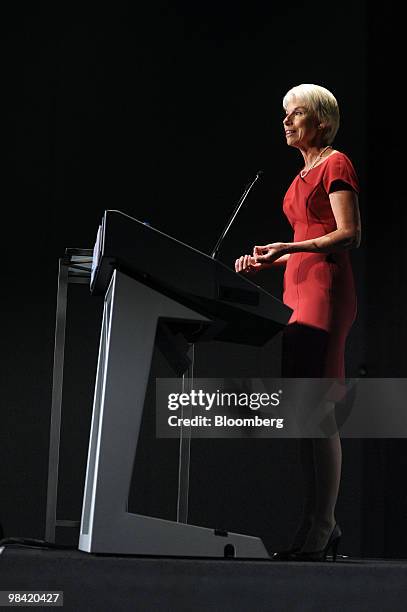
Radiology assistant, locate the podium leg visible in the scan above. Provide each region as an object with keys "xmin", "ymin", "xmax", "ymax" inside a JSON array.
[
  {"xmin": 45, "ymin": 258, "xmax": 68, "ymax": 543},
  {"xmin": 176, "ymin": 343, "xmax": 194, "ymax": 524}
]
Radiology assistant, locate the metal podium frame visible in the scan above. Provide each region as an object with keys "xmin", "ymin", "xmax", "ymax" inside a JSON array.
[
  {"xmin": 78, "ymin": 269, "xmax": 270, "ymax": 558},
  {"xmin": 45, "ymin": 250, "xmax": 93, "ymax": 543},
  {"xmin": 177, "ymin": 343, "xmax": 195, "ymax": 525}
]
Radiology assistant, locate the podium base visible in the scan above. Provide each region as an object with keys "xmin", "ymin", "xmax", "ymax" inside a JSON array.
[{"xmin": 79, "ymin": 511, "xmax": 270, "ymax": 558}]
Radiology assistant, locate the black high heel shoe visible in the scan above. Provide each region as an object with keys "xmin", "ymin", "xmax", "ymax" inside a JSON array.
[
  {"xmin": 291, "ymin": 523, "xmax": 342, "ymax": 562},
  {"xmin": 272, "ymin": 519, "xmax": 312, "ymax": 561},
  {"xmin": 272, "ymin": 547, "xmax": 300, "ymax": 561}
]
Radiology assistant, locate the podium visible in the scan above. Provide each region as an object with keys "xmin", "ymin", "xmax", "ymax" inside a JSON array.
[{"xmin": 78, "ymin": 210, "xmax": 291, "ymax": 557}]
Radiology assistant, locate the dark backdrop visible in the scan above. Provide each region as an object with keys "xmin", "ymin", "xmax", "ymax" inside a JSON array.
[{"xmin": 2, "ymin": 1, "xmax": 406, "ymax": 557}]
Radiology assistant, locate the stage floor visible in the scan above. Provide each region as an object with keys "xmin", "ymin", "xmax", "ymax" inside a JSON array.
[{"xmin": 1, "ymin": 547, "xmax": 407, "ymax": 611}]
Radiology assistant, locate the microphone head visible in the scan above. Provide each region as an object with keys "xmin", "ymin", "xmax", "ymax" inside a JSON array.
[{"xmin": 256, "ymin": 170, "xmax": 264, "ymax": 179}]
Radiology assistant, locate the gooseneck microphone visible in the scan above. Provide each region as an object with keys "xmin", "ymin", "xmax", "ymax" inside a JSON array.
[{"xmin": 210, "ymin": 170, "xmax": 263, "ymax": 259}]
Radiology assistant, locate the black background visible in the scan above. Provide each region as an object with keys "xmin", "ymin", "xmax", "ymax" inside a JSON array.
[{"xmin": 2, "ymin": 1, "xmax": 406, "ymax": 557}]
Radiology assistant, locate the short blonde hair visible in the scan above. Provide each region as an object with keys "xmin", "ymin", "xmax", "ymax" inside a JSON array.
[{"xmin": 283, "ymin": 84, "xmax": 340, "ymax": 145}]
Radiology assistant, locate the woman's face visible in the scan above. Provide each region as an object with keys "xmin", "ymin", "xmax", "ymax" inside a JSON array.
[{"xmin": 283, "ymin": 96, "xmax": 320, "ymax": 148}]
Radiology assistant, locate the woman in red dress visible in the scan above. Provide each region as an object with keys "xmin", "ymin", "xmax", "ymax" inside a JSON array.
[{"xmin": 235, "ymin": 84, "xmax": 361, "ymax": 561}]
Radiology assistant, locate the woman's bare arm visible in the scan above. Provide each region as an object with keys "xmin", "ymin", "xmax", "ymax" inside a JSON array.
[
  {"xmin": 287, "ymin": 190, "xmax": 361, "ymax": 254},
  {"xmin": 254, "ymin": 190, "xmax": 361, "ymax": 265},
  {"xmin": 268, "ymin": 253, "xmax": 291, "ymax": 266}
]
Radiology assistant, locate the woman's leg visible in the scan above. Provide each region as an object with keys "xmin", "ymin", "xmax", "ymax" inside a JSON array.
[
  {"xmin": 300, "ymin": 331, "xmax": 346, "ymax": 551},
  {"xmin": 282, "ymin": 324, "xmax": 343, "ymax": 551},
  {"xmin": 301, "ymin": 432, "xmax": 342, "ymax": 552},
  {"xmin": 290, "ymin": 439, "xmax": 316, "ymax": 547}
]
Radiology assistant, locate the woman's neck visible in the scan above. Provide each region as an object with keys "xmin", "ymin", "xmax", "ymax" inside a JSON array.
[{"xmin": 300, "ymin": 145, "xmax": 332, "ymax": 170}]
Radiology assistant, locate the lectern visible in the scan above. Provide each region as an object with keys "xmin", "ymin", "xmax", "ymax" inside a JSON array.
[{"xmin": 78, "ymin": 210, "xmax": 291, "ymax": 557}]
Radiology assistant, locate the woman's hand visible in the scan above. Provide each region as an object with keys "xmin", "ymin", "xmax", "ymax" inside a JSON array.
[
  {"xmin": 253, "ymin": 242, "xmax": 288, "ymax": 265},
  {"xmin": 235, "ymin": 254, "xmax": 264, "ymax": 275}
]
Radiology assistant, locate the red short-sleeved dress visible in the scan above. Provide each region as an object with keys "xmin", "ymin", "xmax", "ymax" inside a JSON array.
[{"xmin": 281, "ymin": 151, "xmax": 360, "ymax": 378}]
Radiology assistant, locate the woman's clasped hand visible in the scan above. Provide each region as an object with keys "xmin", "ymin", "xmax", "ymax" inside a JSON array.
[{"xmin": 234, "ymin": 242, "xmax": 288, "ymax": 274}]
